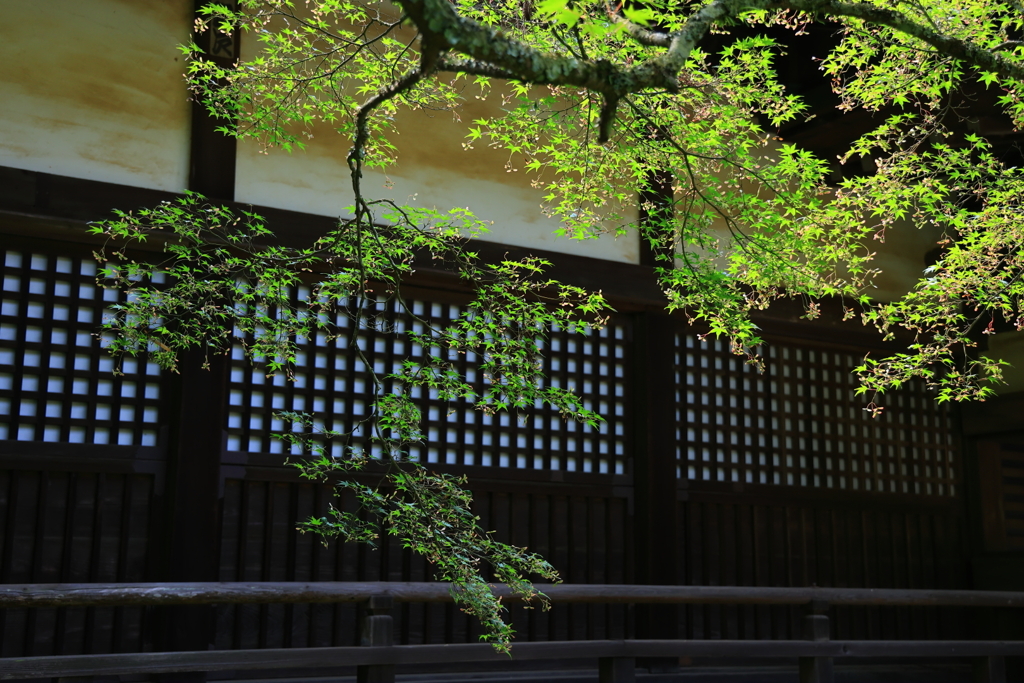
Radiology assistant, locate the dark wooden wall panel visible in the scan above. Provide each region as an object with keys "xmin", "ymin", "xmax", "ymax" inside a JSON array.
[
  {"xmin": 675, "ymin": 496, "xmax": 968, "ymax": 642},
  {"xmin": 0, "ymin": 469, "xmax": 156, "ymax": 656},
  {"xmin": 212, "ymin": 475, "xmax": 633, "ymax": 648}
]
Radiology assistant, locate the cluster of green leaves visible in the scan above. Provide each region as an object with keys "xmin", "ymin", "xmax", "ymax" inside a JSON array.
[
  {"xmin": 822, "ymin": 0, "xmax": 1024, "ymax": 116},
  {"xmin": 90, "ymin": 192, "xmax": 486, "ymax": 372},
  {"xmin": 277, "ymin": 413, "xmax": 558, "ymax": 653},
  {"xmin": 186, "ymin": 0, "xmax": 464, "ymax": 162},
  {"xmin": 450, "ymin": 0, "xmax": 1024, "ymax": 399},
  {"xmin": 89, "ymin": 192, "xmax": 608, "ymax": 651},
  {"xmin": 398, "ymin": 257, "xmax": 607, "ymax": 424},
  {"xmin": 840, "ymin": 131, "xmax": 1024, "ymax": 401},
  {"xmin": 184, "ymin": 1, "xmax": 1024, "ymax": 400}
]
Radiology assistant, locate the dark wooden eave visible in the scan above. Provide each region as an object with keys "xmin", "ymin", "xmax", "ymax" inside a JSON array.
[{"xmin": 0, "ymin": 164, "xmax": 913, "ymax": 351}]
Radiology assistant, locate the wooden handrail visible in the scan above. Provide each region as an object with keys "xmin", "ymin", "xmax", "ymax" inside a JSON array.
[
  {"xmin": 1, "ymin": 582, "xmax": 1024, "ymax": 609},
  {"xmin": 1, "ymin": 640, "xmax": 1022, "ymax": 680},
  {"xmin": 1, "ymin": 582, "xmax": 1021, "ymax": 683}
]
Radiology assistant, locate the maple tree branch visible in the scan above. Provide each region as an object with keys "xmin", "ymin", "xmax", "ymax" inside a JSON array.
[
  {"xmin": 395, "ymin": 0, "xmax": 1024, "ymax": 142},
  {"xmin": 435, "ymin": 55, "xmax": 521, "ymax": 80},
  {"xmin": 348, "ymin": 38, "xmax": 442, "ymax": 215},
  {"xmin": 779, "ymin": 0, "xmax": 1024, "ymax": 82},
  {"xmin": 610, "ymin": 14, "xmax": 672, "ymax": 47}
]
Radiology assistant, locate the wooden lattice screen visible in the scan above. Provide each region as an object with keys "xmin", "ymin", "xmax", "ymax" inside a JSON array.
[
  {"xmin": 675, "ymin": 334, "xmax": 957, "ymax": 496},
  {"xmin": 0, "ymin": 249, "xmax": 164, "ymax": 446},
  {"xmin": 225, "ymin": 293, "xmax": 631, "ymax": 475}
]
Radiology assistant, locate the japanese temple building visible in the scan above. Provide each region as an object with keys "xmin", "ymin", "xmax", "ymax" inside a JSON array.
[{"xmin": 1, "ymin": 2, "xmax": 1023, "ymax": 681}]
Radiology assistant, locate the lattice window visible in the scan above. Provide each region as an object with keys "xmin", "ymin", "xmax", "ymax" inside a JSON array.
[
  {"xmin": 675, "ymin": 335, "xmax": 956, "ymax": 495},
  {"xmin": 0, "ymin": 249, "xmax": 163, "ymax": 445},
  {"xmin": 226, "ymin": 294, "xmax": 630, "ymax": 473}
]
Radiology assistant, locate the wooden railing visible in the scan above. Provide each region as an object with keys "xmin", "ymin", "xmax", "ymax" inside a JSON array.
[{"xmin": 1, "ymin": 582, "xmax": 1022, "ymax": 683}]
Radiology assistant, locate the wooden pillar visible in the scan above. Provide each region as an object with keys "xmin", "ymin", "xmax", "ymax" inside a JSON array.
[
  {"xmin": 154, "ymin": 352, "xmax": 228, "ymax": 682},
  {"xmin": 357, "ymin": 595, "xmax": 396, "ymax": 683},
  {"xmin": 631, "ymin": 311, "xmax": 680, "ymax": 669},
  {"xmin": 798, "ymin": 600, "xmax": 834, "ymax": 683},
  {"xmin": 153, "ymin": 0, "xmax": 239, "ymax": 660},
  {"xmin": 154, "ymin": 6, "xmax": 235, "ymax": 674},
  {"xmin": 189, "ymin": 0, "xmax": 238, "ymax": 201},
  {"xmin": 632, "ymin": 169, "xmax": 680, "ymax": 672},
  {"xmin": 599, "ymin": 657, "xmax": 636, "ymax": 683}
]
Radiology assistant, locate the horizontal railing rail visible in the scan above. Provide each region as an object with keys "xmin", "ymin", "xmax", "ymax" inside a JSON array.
[
  {"xmin": 2, "ymin": 581, "xmax": 1024, "ymax": 608},
  {"xmin": 1, "ymin": 583, "xmax": 1022, "ymax": 683},
  {"xmin": 0, "ymin": 640, "xmax": 1021, "ymax": 680}
]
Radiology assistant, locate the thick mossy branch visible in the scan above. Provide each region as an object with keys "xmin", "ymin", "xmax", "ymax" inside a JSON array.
[{"xmin": 395, "ymin": 0, "xmax": 1024, "ymax": 141}]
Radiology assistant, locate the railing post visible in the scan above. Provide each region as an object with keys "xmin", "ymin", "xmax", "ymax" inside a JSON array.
[
  {"xmin": 798, "ymin": 600, "xmax": 834, "ymax": 683},
  {"xmin": 356, "ymin": 595, "xmax": 395, "ymax": 683},
  {"xmin": 599, "ymin": 657, "xmax": 636, "ymax": 683},
  {"xmin": 973, "ymin": 656, "xmax": 1007, "ymax": 683}
]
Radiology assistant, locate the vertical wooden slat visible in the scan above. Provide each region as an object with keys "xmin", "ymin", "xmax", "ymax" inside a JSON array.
[
  {"xmin": 0, "ymin": 471, "xmax": 12, "ymax": 653},
  {"xmin": 768, "ymin": 504, "xmax": 788, "ymax": 639},
  {"xmin": 919, "ymin": 511, "xmax": 938, "ymax": 639},
  {"xmin": 904, "ymin": 512, "xmax": 922, "ymax": 638},
  {"xmin": 721, "ymin": 503, "xmax": 739, "ymax": 639},
  {"xmin": 803, "ymin": 507, "xmax": 817, "ymax": 590},
  {"xmin": 589, "ymin": 495, "xmax": 608, "ymax": 640},
  {"xmin": 876, "ymin": 510, "xmax": 896, "ymax": 639},
  {"xmin": 569, "ymin": 494, "xmax": 588, "ymax": 640},
  {"xmin": 549, "ymin": 494, "xmax": 570, "ymax": 641},
  {"xmin": 736, "ymin": 503, "xmax": 756, "ymax": 639},
  {"xmin": 532, "ymin": 493, "xmax": 552, "ymax": 643},
  {"xmin": 109, "ymin": 474, "xmax": 135, "ymax": 652},
  {"xmin": 27, "ymin": 471, "xmax": 50, "ymax": 655},
  {"xmin": 784, "ymin": 504, "xmax": 801, "ymax": 637},
  {"xmin": 675, "ymin": 499, "xmax": 688, "ymax": 640},
  {"xmin": 46, "ymin": 471, "xmax": 71, "ymax": 651},
  {"xmin": 830, "ymin": 509, "xmax": 849, "ymax": 639},
  {"xmin": 752, "ymin": 504, "xmax": 772, "ymax": 639}
]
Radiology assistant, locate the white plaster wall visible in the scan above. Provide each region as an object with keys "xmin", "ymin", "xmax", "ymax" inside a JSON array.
[
  {"xmin": 235, "ymin": 97, "xmax": 639, "ymax": 263},
  {"xmin": 0, "ymin": 0, "xmax": 193, "ymax": 192}
]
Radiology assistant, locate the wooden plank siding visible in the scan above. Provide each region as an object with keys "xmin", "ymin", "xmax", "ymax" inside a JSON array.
[
  {"xmin": 211, "ymin": 474, "xmax": 634, "ymax": 649},
  {"xmin": 0, "ymin": 464, "xmax": 159, "ymax": 656},
  {"xmin": 674, "ymin": 495, "xmax": 967, "ymax": 642}
]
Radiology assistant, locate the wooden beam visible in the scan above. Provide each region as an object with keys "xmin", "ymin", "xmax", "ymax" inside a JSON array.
[
  {"xmin": 188, "ymin": 0, "xmax": 239, "ymax": 199},
  {"xmin": 0, "ymin": 167, "xmax": 928, "ymax": 349},
  {"xmin": 1, "ymin": 640, "xmax": 1023, "ymax": 680},
  {"xmin": 3, "ymin": 582, "xmax": 1024, "ymax": 609}
]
